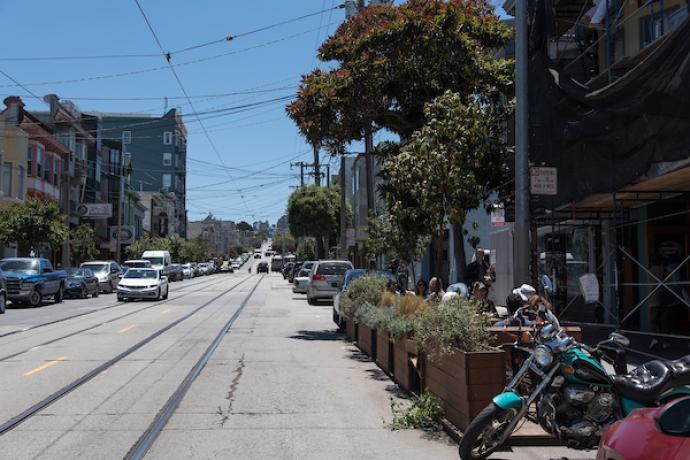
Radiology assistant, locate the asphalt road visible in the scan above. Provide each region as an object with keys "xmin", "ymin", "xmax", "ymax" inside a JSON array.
[{"xmin": 0, "ymin": 252, "xmax": 592, "ymax": 459}]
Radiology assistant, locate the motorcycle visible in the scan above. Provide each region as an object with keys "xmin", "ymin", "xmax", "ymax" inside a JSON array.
[
  {"xmin": 596, "ymin": 395, "xmax": 690, "ymax": 460},
  {"xmin": 458, "ymin": 276, "xmax": 690, "ymax": 460}
]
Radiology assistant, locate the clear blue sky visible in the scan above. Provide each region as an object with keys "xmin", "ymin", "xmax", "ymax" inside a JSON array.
[{"xmin": 0, "ymin": 0, "xmax": 506, "ymax": 226}]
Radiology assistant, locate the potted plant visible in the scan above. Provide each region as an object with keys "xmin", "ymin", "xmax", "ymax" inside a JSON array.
[
  {"xmin": 417, "ymin": 298, "xmax": 505, "ymax": 430},
  {"xmin": 340, "ymin": 275, "xmax": 387, "ymax": 343}
]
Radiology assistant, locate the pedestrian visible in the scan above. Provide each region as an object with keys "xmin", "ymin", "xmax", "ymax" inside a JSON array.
[
  {"xmin": 465, "ymin": 247, "xmax": 495, "ymax": 288},
  {"xmin": 415, "ymin": 279, "xmax": 428, "ymax": 297},
  {"xmin": 426, "ymin": 277, "xmax": 445, "ymax": 303}
]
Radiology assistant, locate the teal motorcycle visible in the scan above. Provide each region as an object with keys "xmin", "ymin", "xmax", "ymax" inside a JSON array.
[{"xmin": 458, "ymin": 281, "xmax": 690, "ymax": 460}]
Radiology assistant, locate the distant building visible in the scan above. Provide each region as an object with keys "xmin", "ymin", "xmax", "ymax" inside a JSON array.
[
  {"xmin": 94, "ymin": 108, "xmax": 187, "ymax": 237},
  {"xmin": 188, "ymin": 214, "xmax": 238, "ymax": 256}
]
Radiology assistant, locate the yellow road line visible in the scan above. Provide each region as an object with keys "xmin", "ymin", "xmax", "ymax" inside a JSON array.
[
  {"xmin": 24, "ymin": 356, "xmax": 66, "ymax": 377},
  {"xmin": 118, "ymin": 324, "xmax": 136, "ymax": 333},
  {"xmin": 161, "ymin": 309, "xmax": 172, "ymax": 315}
]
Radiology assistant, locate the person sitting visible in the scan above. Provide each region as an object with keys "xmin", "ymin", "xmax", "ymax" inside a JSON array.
[
  {"xmin": 495, "ymin": 293, "xmax": 534, "ymax": 327},
  {"xmin": 426, "ymin": 277, "xmax": 445, "ymax": 303},
  {"xmin": 415, "ymin": 279, "xmax": 428, "ymax": 297},
  {"xmin": 471, "ymin": 281, "xmax": 495, "ymax": 313}
]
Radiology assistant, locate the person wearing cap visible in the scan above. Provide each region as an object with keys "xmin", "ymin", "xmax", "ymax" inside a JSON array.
[
  {"xmin": 513, "ymin": 284, "xmax": 553, "ymax": 314},
  {"xmin": 471, "ymin": 281, "xmax": 495, "ymax": 313}
]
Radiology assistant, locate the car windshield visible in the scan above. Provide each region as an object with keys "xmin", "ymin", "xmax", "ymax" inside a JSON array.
[
  {"xmin": 126, "ymin": 261, "xmax": 148, "ymax": 268},
  {"xmin": 124, "ymin": 269, "xmax": 157, "ymax": 279},
  {"xmin": 0, "ymin": 260, "xmax": 40, "ymax": 274},
  {"xmin": 83, "ymin": 263, "xmax": 108, "ymax": 272},
  {"xmin": 317, "ymin": 262, "xmax": 351, "ymax": 276},
  {"xmin": 144, "ymin": 257, "xmax": 164, "ymax": 266},
  {"xmin": 303, "ymin": 262, "xmax": 314, "ymax": 270},
  {"xmin": 65, "ymin": 268, "xmax": 86, "ymax": 277}
]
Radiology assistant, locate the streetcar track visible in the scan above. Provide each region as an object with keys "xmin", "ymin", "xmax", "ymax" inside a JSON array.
[
  {"xmin": 0, "ymin": 275, "xmax": 251, "ymax": 363},
  {"xmin": 0, "ymin": 274, "xmax": 230, "ymax": 340},
  {"xmin": 125, "ymin": 275, "xmax": 264, "ymax": 459},
  {"xmin": 0, "ymin": 274, "xmax": 261, "ymax": 436}
]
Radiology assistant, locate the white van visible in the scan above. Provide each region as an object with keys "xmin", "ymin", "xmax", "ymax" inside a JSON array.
[{"xmin": 142, "ymin": 250, "xmax": 171, "ymax": 277}]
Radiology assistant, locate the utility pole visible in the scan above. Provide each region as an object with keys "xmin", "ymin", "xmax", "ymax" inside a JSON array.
[
  {"xmin": 326, "ymin": 164, "xmax": 331, "ymax": 188},
  {"xmin": 339, "ymin": 156, "xmax": 347, "ymax": 259},
  {"xmin": 291, "ymin": 161, "xmax": 306, "ymax": 187},
  {"xmin": 364, "ymin": 130, "xmax": 375, "ymax": 217},
  {"xmin": 313, "ymin": 144, "xmax": 321, "ymax": 186},
  {"xmin": 514, "ymin": 0, "xmax": 530, "ymax": 284}
]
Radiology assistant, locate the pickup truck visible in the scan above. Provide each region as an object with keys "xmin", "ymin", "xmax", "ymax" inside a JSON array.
[{"xmin": 0, "ymin": 258, "xmax": 67, "ymax": 307}]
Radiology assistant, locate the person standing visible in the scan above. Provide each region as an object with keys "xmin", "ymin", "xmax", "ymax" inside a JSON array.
[{"xmin": 465, "ymin": 247, "xmax": 495, "ymax": 288}]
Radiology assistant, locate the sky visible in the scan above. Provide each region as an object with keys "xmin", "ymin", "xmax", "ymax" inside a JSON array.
[{"xmin": 0, "ymin": 0, "xmax": 506, "ymax": 226}]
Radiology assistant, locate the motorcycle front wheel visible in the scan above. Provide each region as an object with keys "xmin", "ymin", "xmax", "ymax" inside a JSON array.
[{"xmin": 458, "ymin": 403, "xmax": 518, "ymax": 460}]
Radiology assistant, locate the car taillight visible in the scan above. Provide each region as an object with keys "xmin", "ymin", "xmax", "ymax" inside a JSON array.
[{"xmin": 312, "ymin": 274, "xmax": 325, "ymax": 281}]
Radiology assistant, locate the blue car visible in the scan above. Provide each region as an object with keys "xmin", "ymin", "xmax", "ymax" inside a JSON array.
[{"xmin": 64, "ymin": 267, "xmax": 100, "ymax": 299}]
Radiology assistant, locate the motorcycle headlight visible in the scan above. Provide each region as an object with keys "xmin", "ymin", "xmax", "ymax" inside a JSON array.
[{"xmin": 534, "ymin": 345, "xmax": 553, "ymax": 367}]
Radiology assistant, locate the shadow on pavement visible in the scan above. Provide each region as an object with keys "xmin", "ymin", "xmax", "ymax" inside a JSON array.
[{"xmin": 288, "ymin": 329, "xmax": 344, "ymax": 341}]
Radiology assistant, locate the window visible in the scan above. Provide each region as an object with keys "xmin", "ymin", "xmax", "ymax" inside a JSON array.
[
  {"xmin": 122, "ymin": 131, "xmax": 132, "ymax": 145},
  {"xmin": 95, "ymin": 156, "xmax": 101, "ymax": 180},
  {"xmin": 639, "ymin": 6, "xmax": 681, "ymax": 49},
  {"xmin": 54, "ymin": 159, "xmax": 60, "ymax": 185},
  {"xmin": 162, "ymin": 174, "xmax": 171, "ymax": 188},
  {"xmin": 17, "ymin": 167, "xmax": 24, "ymax": 200},
  {"xmin": 3, "ymin": 162, "xmax": 12, "ymax": 198},
  {"xmin": 36, "ymin": 146, "xmax": 43, "ymax": 178},
  {"xmin": 44, "ymin": 155, "xmax": 50, "ymax": 182},
  {"xmin": 163, "ymin": 152, "xmax": 172, "ymax": 166},
  {"xmin": 163, "ymin": 131, "xmax": 173, "ymax": 145},
  {"xmin": 26, "ymin": 146, "xmax": 33, "ymax": 177}
]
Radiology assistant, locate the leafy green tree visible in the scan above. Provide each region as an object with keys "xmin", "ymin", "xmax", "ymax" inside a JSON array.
[
  {"xmin": 0, "ymin": 197, "xmax": 68, "ymax": 256},
  {"xmin": 287, "ymin": 185, "xmax": 344, "ymax": 258},
  {"xmin": 286, "ymin": 0, "xmax": 512, "ymax": 152},
  {"xmin": 273, "ymin": 233, "xmax": 296, "ymax": 254},
  {"xmin": 381, "ymin": 90, "xmax": 512, "ymax": 274},
  {"xmin": 237, "ymin": 221, "xmax": 253, "ymax": 232},
  {"xmin": 180, "ymin": 237, "xmax": 211, "ymax": 262},
  {"xmin": 70, "ymin": 224, "xmax": 99, "ymax": 265},
  {"xmin": 294, "ymin": 238, "xmax": 316, "ymax": 261}
]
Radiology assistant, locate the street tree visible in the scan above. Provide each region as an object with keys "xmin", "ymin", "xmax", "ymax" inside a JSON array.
[
  {"xmin": 294, "ymin": 238, "xmax": 316, "ymax": 261},
  {"xmin": 0, "ymin": 197, "xmax": 68, "ymax": 256},
  {"xmin": 236, "ymin": 221, "xmax": 253, "ymax": 232},
  {"xmin": 286, "ymin": 0, "xmax": 512, "ymax": 153},
  {"xmin": 70, "ymin": 224, "xmax": 99, "ymax": 265},
  {"xmin": 381, "ymin": 90, "xmax": 512, "ymax": 275},
  {"xmin": 287, "ymin": 185, "xmax": 344, "ymax": 258}
]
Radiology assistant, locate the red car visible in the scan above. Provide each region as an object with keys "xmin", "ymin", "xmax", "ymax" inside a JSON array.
[{"xmin": 597, "ymin": 396, "xmax": 690, "ymax": 460}]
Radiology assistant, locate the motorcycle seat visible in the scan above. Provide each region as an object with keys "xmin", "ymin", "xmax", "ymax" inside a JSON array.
[
  {"xmin": 657, "ymin": 396, "xmax": 690, "ymax": 436},
  {"xmin": 614, "ymin": 354, "xmax": 690, "ymax": 405},
  {"xmin": 614, "ymin": 360, "xmax": 671, "ymax": 404}
]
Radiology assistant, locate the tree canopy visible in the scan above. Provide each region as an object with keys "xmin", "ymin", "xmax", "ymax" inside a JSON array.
[
  {"xmin": 287, "ymin": 185, "xmax": 343, "ymax": 243},
  {"xmin": 0, "ymin": 198, "xmax": 68, "ymax": 256},
  {"xmin": 286, "ymin": 0, "xmax": 512, "ymax": 152},
  {"xmin": 125, "ymin": 235, "xmax": 211, "ymax": 262},
  {"xmin": 70, "ymin": 224, "xmax": 99, "ymax": 265},
  {"xmin": 236, "ymin": 221, "xmax": 253, "ymax": 232}
]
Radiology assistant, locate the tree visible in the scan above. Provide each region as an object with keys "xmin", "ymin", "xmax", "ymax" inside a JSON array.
[
  {"xmin": 0, "ymin": 197, "xmax": 68, "ymax": 256},
  {"xmin": 273, "ymin": 233, "xmax": 296, "ymax": 254},
  {"xmin": 381, "ymin": 90, "xmax": 512, "ymax": 275},
  {"xmin": 287, "ymin": 185, "xmax": 344, "ymax": 258},
  {"xmin": 287, "ymin": 0, "xmax": 512, "ymax": 153},
  {"xmin": 70, "ymin": 224, "xmax": 99, "ymax": 265},
  {"xmin": 294, "ymin": 238, "xmax": 316, "ymax": 261},
  {"xmin": 237, "ymin": 221, "xmax": 253, "ymax": 232}
]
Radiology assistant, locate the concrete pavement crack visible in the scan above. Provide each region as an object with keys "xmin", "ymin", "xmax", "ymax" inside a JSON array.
[{"xmin": 217, "ymin": 353, "xmax": 245, "ymax": 427}]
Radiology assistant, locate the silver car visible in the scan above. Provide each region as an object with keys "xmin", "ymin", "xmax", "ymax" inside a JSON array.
[
  {"xmin": 306, "ymin": 260, "xmax": 353, "ymax": 305},
  {"xmin": 80, "ymin": 260, "xmax": 122, "ymax": 293}
]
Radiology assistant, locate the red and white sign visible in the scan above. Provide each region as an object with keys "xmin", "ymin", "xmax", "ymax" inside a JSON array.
[
  {"xmin": 491, "ymin": 205, "xmax": 506, "ymax": 227},
  {"xmin": 530, "ymin": 167, "xmax": 558, "ymax": 195}
]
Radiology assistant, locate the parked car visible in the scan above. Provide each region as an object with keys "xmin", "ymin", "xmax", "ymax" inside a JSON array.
[
  {"xmin": 282, "ymin": 262, "xmax": 294, "ymax": 279},
  {"xmin": 181, "ymin": 263, "xmax": 194, "ymax": 279},
  {"xmin": 306, "ymin": 260, "xmax": 354, "ymax": 305},
  {"xmin": 292, "ymin": 268, "xmax": 312, "ymax": 294},
  {"xmin": 271, "ymin": 256, "xmax": 283, "ymax": 272},
  {"xmin": 0, "ymin": 269, "xmax": 7, "ymax": 314},
  {"xmin": 168, "ymin": 263, "xmax": 184, "ymax": 282},
  {"xmin": 287, "ymin": 261, "xmax": 302, "ymax": 283},
  {"xmin": 191, "ymin": 263, "xmax": 200, "ymax": 277},
  {"xmin": 64, "ymin": 267, "xmax": 100, "ymax": 299},
  {"xmin": 231, "ymin": 261, "xmax": 241, "ymax": 270},
  {"xmin": 80, "ymin": 260, "xmax": 122, "ymax": 293},
  {"xmin": 117, "ymin": 268, "xmax": 169, "ymax": 301},
  {"xmin": 257, "ymin": 261, "xmax": 269, "ymax": 273},
  {"xmin": 0, "ymin": 258, "xmax": 67, "ymax": 307},
  {"xmin": 292, "ymin": 261, "xmax": 314, "ymax": 283},
  {"xmin": 333, "ymin": 269, "xmax": 394, "ymax": 329}
]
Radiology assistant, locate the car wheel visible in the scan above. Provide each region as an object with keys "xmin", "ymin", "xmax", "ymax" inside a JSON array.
[
  {"xmin": 29, "ymin": 289, "xmax": 42, "ymax": 307},
  {"xmin": 0, "ymin": 293, "xmax": 6, "ymax": 314},
  {"xmin": 163, "ymin": 287, "xmax": 169, "ymax": 299},
  {"xmin": 93, "ymin": 288, "xmax": 99, "ymax": 298},
  {"xmin": 117, "ymin": 295, "xmax": 124, "ymax": 301},
  {"xmin": 80, "ymin": 285, "xmax": 88, "ymax": 299},
  {"xmin": 157, "ymin": 288, "xmax": 162, "ymax": 300},
  {"xmin": 108, "ymin": 280, "xmax": 114, "ymax": 293},
  {"xmin": 54, "ymin": 285, "xmax": 64, "ymax": 304}
]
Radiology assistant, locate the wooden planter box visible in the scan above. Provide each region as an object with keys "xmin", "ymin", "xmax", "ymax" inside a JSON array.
[
  {"xmin": 375, "ymin": 329, "xmax": 393, "ymax": 374},
  {"xmin": 392, "ymin": 339, "xmax": 421, "ymax": 393},
  {"xmin": 425, "ymin": 350, "xmax": 506, "ymax": 430},
  {"xmin": 358, "ymin": 324, "xmax": 376, "ymax": 359},
  {"xmin": 488, "ymin": 326, "xmax": 582, "ymax": 346},
  {"xmin": 345, "ymin": 318, "xmax": 357, "ymax": 341}
]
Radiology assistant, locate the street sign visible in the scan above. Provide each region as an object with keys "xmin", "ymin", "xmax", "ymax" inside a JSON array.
[
  {"xmin": 490, "ymin": 205, "xmax": 506, "ymax": 227},
  {"xmin": 77, "ymin": 203, "xmax": 112, "ymax": 218},
  {"xmin": 109, "ymin": 226, "xmax": 135, "ymax": 245},
  {"xmin": 530, "ymin": 167, "xmax": 558, "ymax": 195}
]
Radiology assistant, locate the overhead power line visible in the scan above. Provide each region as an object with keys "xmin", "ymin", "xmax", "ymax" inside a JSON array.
[{"xmin": 0, "ymin": 4, "xmax": 344, "ymax": 63}]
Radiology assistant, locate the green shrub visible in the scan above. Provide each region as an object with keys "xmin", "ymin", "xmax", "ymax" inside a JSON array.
[
  {"xmin": 383, "ymin": 313, "xmax": 420, "ymax": 340},
  {"xmin": 417, "ymin": 298, "xmax": 493, "ymax": 362},
  {"xmin": 389, "ymin": 390, "xmax": 443, "ymax": 432},
  {"xmin": 341, "ymin": 276, "xmax": 387, "ymax": 319},
  {"xmin": 356, "ymin": 303, "xmax": 397, "ymax": 329}
]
